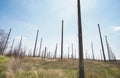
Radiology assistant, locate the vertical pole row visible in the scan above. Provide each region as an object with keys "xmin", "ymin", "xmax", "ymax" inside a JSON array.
[
  {"xmin": 98, "ymin": 24, "xmax": 106, "ymax": 62},
  {"xmin": 77, "ymin": 0, "xmax": 85, "ymax": 78},
  {"xmin": 33, "ymin": 30, "xmax": 39, "ymax": 57},
  {"xmin": 61, "ymin": 20, "xmax": 64, "ymax": 60}
]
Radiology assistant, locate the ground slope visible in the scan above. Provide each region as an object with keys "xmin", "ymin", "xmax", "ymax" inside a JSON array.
[{"xmin": 0, "ymin": 56, "xmax": 120, "ymax": 78}]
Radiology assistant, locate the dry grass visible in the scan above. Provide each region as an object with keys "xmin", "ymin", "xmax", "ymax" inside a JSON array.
[{"xmin": 0, "ymin": 57, "xmax": 120, "ymax": 78}]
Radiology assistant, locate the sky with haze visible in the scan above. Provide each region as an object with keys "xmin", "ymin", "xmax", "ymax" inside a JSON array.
[{"xmin": 0, "ymin": 0, "xmax": 120, "ymax": 59}]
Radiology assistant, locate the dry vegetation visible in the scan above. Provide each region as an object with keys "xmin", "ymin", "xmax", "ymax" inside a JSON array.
[{"xmin": 0, "ymin": 56, "xmax": 120, "ymax": 78}]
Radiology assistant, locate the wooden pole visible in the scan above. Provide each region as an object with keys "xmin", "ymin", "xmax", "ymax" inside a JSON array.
[
  {"xmin": 33, "ymin": 30, "xmax": 39, "ymax": 57},
  {"xmin": 98, "ymin": 24, "xmax": 106, "ymax": 62},
  {"xmin": 54, "ymin": 43, "xmax": 58, "ymax": 59},
  {"xmin": 105, "ymin": 36, "xmax": 110, "ymax": 61},
  {"xmin": 68, "ymin": 46, "xmax": 70, "ymax": 59},
  {"xmin": 77, "ymin": 0, "xmax": 85, "ymax": 78},
  {"xmin": 2, "ymin": 28, "xmax": 12, "ymax": 55},
  {"xmin": 10, "ymin": 39, "xmax": 15, "ymax": 55},
  {"xmin": 17, "ymin": 37, "xmax": 22, "ymax": 56},
  {"xmin": 75, "ymin": 49, "xmax": 76, "ymax": 59},
  {"xmin": 39, "ymin": 38, "xmax": 42, "ymax": 57},
  {"xmin": 85, "ymin": 49, "xmax": 88, "ymax": 59},
  {"xmin": 91, "ymin": 42, "xmax": 95, "ymax": 60},
  {"xmin": 100, "ymin": 49, "xmax": 103, "ymax": 61},
  {"xmin": 71, "ymin": 43, "xmax": 74, "ymax": 59},
  {"xmin": 44, "ymin": 47, "xmax": 47, "ymax": 58},
  {"xmin": 61, "ymin": 20, "xmax": 64, "ymax": 60}
]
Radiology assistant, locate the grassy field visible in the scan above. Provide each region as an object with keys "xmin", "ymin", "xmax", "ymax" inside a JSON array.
[
  {"xmin": 0, "ymin": 56, "xmax": 10, "ymax": 78},
  {"xmin": 0, "ymin": 56, "xmax": 120, "ymax": 78}
]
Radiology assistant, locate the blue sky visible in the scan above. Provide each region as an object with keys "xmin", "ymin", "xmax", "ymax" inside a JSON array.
[{"xmin": 0, "ymin": 0, "xmax": 120, "ymax": 59}]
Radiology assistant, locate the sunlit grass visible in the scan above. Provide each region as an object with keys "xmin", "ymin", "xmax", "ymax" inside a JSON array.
[
  {"xmin": 0, "ymin": 56, "xmax": 10, "ymax": 78},
  {"xmin": 0, "ymin": 56, "xmax": 10, "ymax": 63},
  {"xmin": 0, "ymin": 56, "xmax": 120, "ymax": 78}
]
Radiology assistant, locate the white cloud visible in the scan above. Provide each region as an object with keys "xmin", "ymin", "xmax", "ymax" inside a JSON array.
[{"xmin": 112, "ymin": 26, "xmax": 120, "ymax": 31}]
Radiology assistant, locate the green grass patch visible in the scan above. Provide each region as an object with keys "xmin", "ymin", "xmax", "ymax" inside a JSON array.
[
  {"xmin": 0, "ymin": 56, "xmax": 10, "ymax": 78},
  {"xmin": 0, "ymin": 56, "xmax": 10, "ymax": 63}
]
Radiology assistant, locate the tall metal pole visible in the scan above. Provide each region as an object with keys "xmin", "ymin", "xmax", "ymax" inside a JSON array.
[
  {"xmin": 10, "ymin": 39, "xmax": 15, "ymax": 55},
  {"xmin": 54, "ymin": 43, "xmax": 58, "ymax": 59},
  {"xmin": 39, "ymin": 38, "xmax": 42, "ymax": 57},
  {"xmin": 33, "ymin": 30, "xmax": 39, "ymax": 57},
  {"xmin": 98, "ymin": 24, "xmax": 106, "ymax": 62},
  {"xmin": 2, "ymin": 28, "xmax": 12, "ymax": 55},
  {"xmin": 68, "ymin": 46, "xmax": 70, "ymax": 59},
  {"xmin": 91, "ymin": 42, "xmax": 95, "ymax": 60},
  {"xmin": 44, "ymin": 47, "xmax": 47, "ymax": 58},
  {"xmin": 85, "ymin": 50, "xmax": 88, "ymax": 59},
  {"xmin": 77, "ymin": 0, "xmax": 85, "ymax": 78},
  {"xmin": 71, "ymin": 43, "xmax": 74, "ymax": 59},
  {"xmin": 11, "ymin": 39, "xmax": 15, "ymax": 51},
  {"xmin": 105, "ymin": 36, "xmax": 110, "ymax": 61},
  {"xmin": 17, "ymin": 37, "xmax": 22, "ymax": 56},
  {"xmin": 61, "ymin": 20, "xmax": 64, "ymax": 60},
  {"xmin": 75, "ymin": 49, "xmax": 76, "ymax": 59},
  {"xmin": 100, "ymin": 49, "xmax": 103, "ymax": 61}
]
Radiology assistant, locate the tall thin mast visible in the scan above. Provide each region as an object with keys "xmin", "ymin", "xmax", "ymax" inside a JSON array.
[
  {"xmin": 54, "ymin": 43, "xmax": 58, "ymax": 59},
  {"xmin": 77, "ymin": 0, "xmax": 85, "ymax": 78},
  {"xmin": 61, "ymin": 20, "xmax": 64, "ymax": 60},
  {"xmin": 98, "ymin": 24, "xmax": 106, "ymax": 62},
  {"xmin": 33, "ymin": 30, "xmax": 39, "ymax": 57},
  {"xmin": 105, "ymin": 36, "xmax": 110, "ymax": 61},
  {"xmin": 39, "ymin": 38, "xmax": 42, "ymax": 57},
  {"xmin": 91, "ymin": 42, "xmax": 95, "ymax": 60},
  {"xmin": 2, "ymin": 28, "xmax": 12, "ymax": 54}
]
